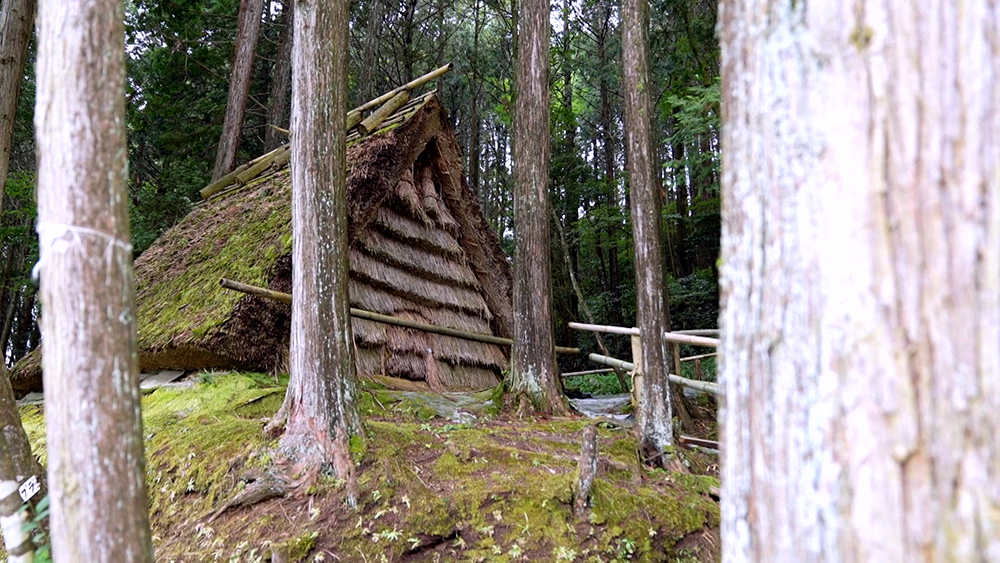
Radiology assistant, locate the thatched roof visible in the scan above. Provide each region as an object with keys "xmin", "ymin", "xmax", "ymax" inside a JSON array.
[{"xmin": 11, "ymin": 92, "xmax": 512, "ymax": 394}]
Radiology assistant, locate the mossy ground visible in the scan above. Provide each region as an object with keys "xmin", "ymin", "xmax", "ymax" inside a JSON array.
[{"xmin": 18, "ymin": 372, "xmax": 719, "ymax": 562}]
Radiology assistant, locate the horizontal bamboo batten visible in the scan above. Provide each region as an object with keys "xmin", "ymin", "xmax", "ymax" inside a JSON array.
[{"xmin": 219, "ymin": 278, "xmax": 580, "ymax": 355}]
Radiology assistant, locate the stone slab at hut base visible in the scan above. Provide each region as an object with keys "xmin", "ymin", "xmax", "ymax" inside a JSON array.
[
  {"xmin": 10, "ymin": 90, "xmax": 513, "ymax": 397},
  {"xmin": 139, "ymin": 370, "xmax": 187, "ymax": 390}
]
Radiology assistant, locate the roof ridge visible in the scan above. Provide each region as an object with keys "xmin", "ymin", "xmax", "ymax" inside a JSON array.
[{"xmin": 199, "ymin": 64, "xmax": 452, "ymax": 202}]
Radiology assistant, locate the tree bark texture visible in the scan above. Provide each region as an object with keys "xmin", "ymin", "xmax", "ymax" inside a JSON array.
[
  {"xmin": 0, "ymin": 0, "xmax": 34, "ymax": 207},
  {"xmin": 358, "ymin": 0, "xmax": 384, "ymax": 104},
  {"xmin": 0, "ymin": 429, "xmax": 33, "ymax": 563},
  {"xmin": 264, "ymin": 0, "xmax": 294, "ymax": 152},
  {"xmin": 511, "ymin": 0, "xmax": 565, "ymax": 414},
  {"xmin": 0, "ymin": 369, "xmax": 41, "ymax": 489},
  {"xmin": 35, "ymin": 0, "xmax": 154, "ymax": 560},
  {"xmin": 279, "ymin": 0, "xmax": 361, "ymax": 483},
  {"xmin": 212, "ymin": 0, "xmax": 265, "ymax": 181},
  {"xmin": 719, "ymin": 1, "xmax": 1000, "ymax": 561},
  {"xmin": 622, "ymin": 0, "xmax": 674, "ymax": 464}
]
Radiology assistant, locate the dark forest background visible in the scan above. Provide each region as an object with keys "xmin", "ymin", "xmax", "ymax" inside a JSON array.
[{"xmin": 0, "ymin": 0, "xmax": 720, "ymax": 374}]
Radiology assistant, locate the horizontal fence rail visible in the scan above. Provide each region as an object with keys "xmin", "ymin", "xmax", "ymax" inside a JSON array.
[
  {"xmin": 567, "ymin": 322, "xmax": 640, "ymax": 336},
  {"xmin": 560, "ymin": 368, "xmax": 617, "ymax": 377},
  {"xmin": 568, "ymin": 322, "xmax": 720, "ymax": 348},
  {"xmin": 587, "ymin": 353, "xmax": 719, "ymax": 395},
  {"xmin": 673, "ymin": 329, "xmax": 719, "ymax": 336},
  {"xmin": 679, "ymin": 352, "xmax": 717, "ymax": 363}
]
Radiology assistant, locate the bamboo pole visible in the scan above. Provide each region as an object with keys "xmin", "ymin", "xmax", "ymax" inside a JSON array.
[
  {"xmin": 357, "ymin": 90, "xmax": 410, "ymax": 136},
  {"xmin": 560, "ymin": 368, "xmax": 615, "ymax": 377},
  {"xmin": 679, "ymin": 352, "xmax": 717, "ymax": 363},
  {"xmin": 199, "ymin": 160, "xmax": 253, "ymax": 200},
  {"xmin": 568, "ymin": 322, "xmax": 640, "ymax": 336},
  {"xmin": 678, "ymin": 436, "xmax": 719, "ymax": 450},
  {"xmin": 586, "ymin": 353, "xmax": 719, "ymax": 395},
  {"xmin": 233, "ymin": 146, "xmax": 287, "ymax": 186},
  {"xmin": 219, "ymin": 278, "xmax": 581, "ymax": 355},
  {"xmin": 673, "ymin": 329, "xmax": 719, "ymax": 336},
  {"xmin": 352, "ymin": 63, "xmax": 452, "ymax": 114},
  {"xmin": 200, "ymin": 144, "xmax": 286, "ymax": 199},
  {"xmin": 346, "ymin": 110, "xmax": 362, "ymax": 131},
  {"xmin": 662, "ymin": 332, "xmax": 719, "ymax": 348}
]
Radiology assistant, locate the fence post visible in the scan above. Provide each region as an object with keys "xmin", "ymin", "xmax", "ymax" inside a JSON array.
[
  {"xmin": 670, "ymin": 340, "xmax": 695, "ymax": 429},
  {"xmin": 630, "ymin": 333, "xmax": 643, "ymax": 408}
]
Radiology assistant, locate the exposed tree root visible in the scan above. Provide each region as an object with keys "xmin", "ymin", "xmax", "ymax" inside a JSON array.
[
  {"xmin": 402, "ymin": 529, "xmax": 460, "ymax": 560},
  {"xmin": 263, "ymin": 400, "xmax": 290, "ymax": 438},
  {"xmin": 638, "ymin": 441, "xmax": 690, "ymax": 474},
  {"xmin": 207, "ymin": 473, "xmax": 290, "ymax": 522}
]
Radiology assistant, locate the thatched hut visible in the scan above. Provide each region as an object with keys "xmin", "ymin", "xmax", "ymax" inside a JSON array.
[{"xmin": 12, "ymin": 90, "xmax": 512, "ymax": 394}]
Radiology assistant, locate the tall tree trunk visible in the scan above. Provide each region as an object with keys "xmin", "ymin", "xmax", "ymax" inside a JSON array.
[
  {"xmin": 671, "ymin": 135, "xmax": 691, "ymax": 277},
  {"xmin": 0, "ymin": 429, "xmax": 34, "ymax": 563},
  {"xmin": 622, "ymin": 0, "xmax": 674, "ymax": 467},
  {"xmin": 35, "ymin": 0, "xmax": 153, "ymax": 559},
  {"xmin": 597, "ymin": 4, "xmax": 623, "ymax": 328},
  {"xmin": 264, "ymin": 0, "xmax": 294, "ymax": 152},
  {"xmin": 0, "ymin": 286, "xmax": 19, "ymax": 361},
  {"xmin": 212, "ymin": 0, "xmax": 265, "ymax": 181},
  {"xmin": 277, "ymin": 0, "xmax": 361, "ymax": 496},
  {"xmin": 468, "ymin": 0, "xmax": 482, "ymax": 199},
  {"xmin": 509, "ymin": 0, "xmax": 566, "ymax": 415},
  {"xmin": 720, "ymin": 0, "xmax": 1000, "ymax": 560},
  {"xmin": 561, "ymin": 0, "xmax": 579, "ymax": 327},
  {"xmin": 0, "ymin": 0, "xmax": 34, "ymax": 207},
  {"xmin": 401, "ymin": 0, "xmax": 418, "ymax": 84},
  {"xmin": 10, "ymin": 288, "xmax": 34, "ymax": 364},
  {"xmin": 358, "ymin": 0, "xmax": 384, "ymax": 104}
]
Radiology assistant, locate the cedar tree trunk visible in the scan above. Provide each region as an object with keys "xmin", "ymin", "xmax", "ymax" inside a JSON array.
[
  {"xmin": 622, "ymin": 0, "xmax": 674, "ymax": 466},
  {"xmin": 212, "ymin": 0, "xmax": 265, "ymax": 181},
  {"xmin": 278, "ymin": 0, "xmax": 361, "ymax": 486},
  {"xmin": 0, "ymin": 0, "xmax": 34, "ymax": 204},
  {"xmin": 35, "ymin": 0, "xmax": 154, "ymax": 560},
  {"xmin": 510, "ymin": 0, "xmax": 566, "ymax": 415},
  {"xmin": 719, "ymin": 0, "xmax": 1000, "ymax": 560},
  {"xmin": 264, "ymin": 0, "xmax": 293, "ymax": 152}
]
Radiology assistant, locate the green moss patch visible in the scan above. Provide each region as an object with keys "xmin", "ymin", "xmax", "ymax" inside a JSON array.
[
  {"xmin": 20, "ymin": 373, "xmax": 719, "ymax": 562},
  {"xmin": 134, "ymin": 172, "xmax": 293, "ymax": 351}
]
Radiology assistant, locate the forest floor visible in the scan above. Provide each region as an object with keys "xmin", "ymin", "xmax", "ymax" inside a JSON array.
[{"xmin": 18, "ymin": 372, "xmax": 721, "ymax": 563}]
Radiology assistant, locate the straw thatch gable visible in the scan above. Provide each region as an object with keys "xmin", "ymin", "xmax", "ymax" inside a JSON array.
[{"xmin": 11, "ymin": 94, "xmax": 512, "ymax": 394}]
